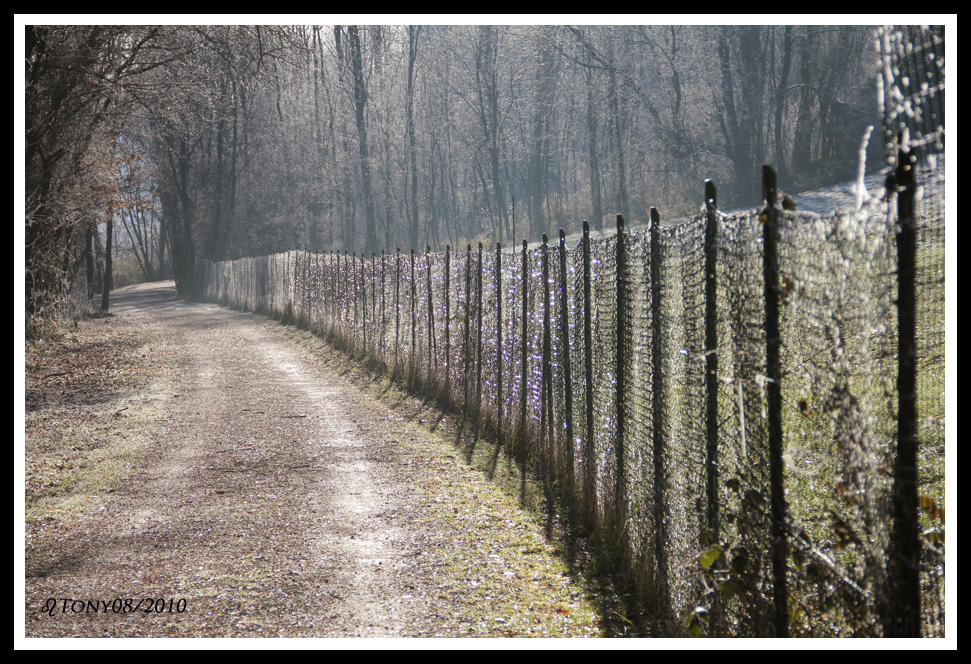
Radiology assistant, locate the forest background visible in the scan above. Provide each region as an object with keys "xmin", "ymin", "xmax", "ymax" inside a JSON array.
[{"xmin": 20, "ymin": 17, "xmax": 904, "ymax": 332}]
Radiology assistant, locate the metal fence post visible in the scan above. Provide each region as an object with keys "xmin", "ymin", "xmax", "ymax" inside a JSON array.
[
  {"xmin": 704, "ymin": 179, "xmax": 720, "ymax": 534},
  {"xmin": 559, "ymin": 228, "xmax": 575, "ymax": 498},
  {"xmin": 410, "ymin": 249, "xmax": 416, "ymax": 384},
  {"xmin": 762, "ymin": 164, "xmax": 789, "ymax": 638},
  {"xmin": 361, "ymin": 252, "xmax": 367, "ymax": 353},
  {"xmin": 541, "ymin": 234, "xmax": 551, "ymax": 484},
  {"xmin": 394, "ymin": 248, "xmax": 401, "ymax": 372},
  {"xmin": 496, "ymin": 241, "xmax": 503, "ymax": 448},
  {"xmin": 890, "ymin": 147, "xmax": 921, "ymax": 637},
  {"xmin": 371, "ymin": 252, "xmax": 377, "ymax": 356},
  {"xmin": 463, "ymin": 244, "xmax": 472, "ymax": 417},
  {"xmin": 475, "ymin": 242, "xmax": 484, "ymax": 421},
  {"xmin": 353, "ymin": 252, "xmax": 359, "ymax": 341},
  {"xmin": 582, "ymin": 221, "xmax": 595, "ymax": 518},
  {"xmin": 381, "ymin": 249, "xmax": 386, "ymax": 359},
  {"xmin": 615, "ymin": 214, "xmax": 627, "ymax": 517},
  {"xmin": 521, "ymin": 239, "xmax": 529, "ymax": 453},
  {"xmin": 427, "ymin": 246, "xmax": 436, "ymax": 384},
  {"xmin": 303, "ymin": 250, "xmax": 310, "ymax": 324},
  {"xmin": 328, "ymin": 251, "xmax": 334, "ymax": 333},
  {"xmin": 649, "ymin": 206, "xmax": 670, "ymax": 614},
  {"xmin": 445, "ymin": 245, "xmax": 451, "ymax": 401},
  {"xmin": 333, "ymin": 250, "xmax": 338, "ymax": 333}
]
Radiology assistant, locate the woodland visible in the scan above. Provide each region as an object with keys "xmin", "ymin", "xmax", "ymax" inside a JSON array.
[{"xmin": 24, "ymin": 24, "xmax": 882, "ymax": 334}]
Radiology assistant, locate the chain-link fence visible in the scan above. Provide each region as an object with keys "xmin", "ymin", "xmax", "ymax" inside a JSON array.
[{"xmin": 195, "ymin": 26, "xmax": 944, "ymax": 638}]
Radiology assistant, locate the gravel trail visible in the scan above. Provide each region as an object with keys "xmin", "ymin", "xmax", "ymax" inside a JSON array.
[{"xmin": 26, "ymin": 282, "xmax": 459, "ymax": 638}]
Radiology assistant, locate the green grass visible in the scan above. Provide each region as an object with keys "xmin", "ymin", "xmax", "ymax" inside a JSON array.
[
  {"xmin": 24, "ymin": 318, "xmax": 174, "ymax": 555},
  {"xmin": 270, "ymin": 322, "xmax": 653, "ymax": 637}
]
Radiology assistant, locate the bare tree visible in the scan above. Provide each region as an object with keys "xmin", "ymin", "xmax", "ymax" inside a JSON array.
[
  {"xmin": 25, "ymin": 25, "xmax": 165, "ymax": 326},
  {"xmin": 337, "ymin": 26, "xmax": 379, "ymax": 256}
]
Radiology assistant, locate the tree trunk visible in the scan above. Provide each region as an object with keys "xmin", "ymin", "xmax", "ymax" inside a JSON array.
[
  {"xmin": 774, "ymin": 26, "xmax": 794, "ymax": 186},
  {"xmin": 584, "ymin": 67, "xmax": 604, "ymax": 232},
  {"xmin": 84, "ymin": 225, "xmax": 95, "ymax": 301},
  {"xmin": 717, "ymin": 27, "xmax": 756, "ymax": 204},
  {"xmin": 346, "ymin": 26, "xmax": 378, "ymax": 256},
  {"xmin": 407, "ymin": 27, "xmax": 421, "ymax": 252},
  {"xmin": 101, "ymin": 214, "xmax": 112, "ymax": 311},
  {"xmin": 792, "ymin": 27, "xmax": 816, "ymax": 177},
  {"xmin": 528, "ymin": 34, "xmax": 557, "ymax": 242},
  {"xmin": 607, "ymin": 44, "xmax": 628, "ymax": 219},
  {"xmin": 476, "ymin": 26, "xmax": 509, "ymax": 244}
]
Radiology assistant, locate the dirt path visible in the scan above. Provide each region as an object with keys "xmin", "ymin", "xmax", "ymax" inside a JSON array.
[{"xmin": 24, "ymin": 282, "xmax": 606, "ymax": 639}]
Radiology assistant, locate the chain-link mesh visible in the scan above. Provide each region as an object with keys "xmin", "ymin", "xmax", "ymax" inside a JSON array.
[
  {"xmin": 197, "ymin": 183, "xmax": 943, "ymax": 636},
  {"xmin": 194, "ymin": 26, "xmax": 944, "ymax": 640},
  {"xmin": 777, "ymin": 205, "xmax": 898, "ymax": 636},
  {"xmin": 879, "ymin": 24, "xmax": 946, "ymax": 638},
  {"xmin": 660, "ymin": 220, "xmax": 709, "ymax": 624}
]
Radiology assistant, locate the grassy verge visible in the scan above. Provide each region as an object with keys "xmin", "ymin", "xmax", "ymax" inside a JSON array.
[
  {"xmin": 24, "ymin": 315, "xmax": 174, "ymax": 562},
  {"xmin": 270, "ymin": 322, "xmax": 651, "ymax": 637}
]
